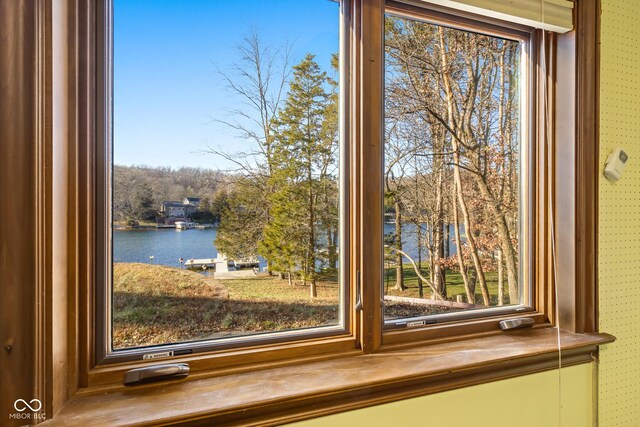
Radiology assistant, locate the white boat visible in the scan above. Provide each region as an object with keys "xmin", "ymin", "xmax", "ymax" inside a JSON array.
[
  {"xmin": 175, "ymin": 221, "xmax": 196, "ymax": 230},
  {"xmin": 232, "ymin": 257, "xmax": 260, "ymax": 269}
]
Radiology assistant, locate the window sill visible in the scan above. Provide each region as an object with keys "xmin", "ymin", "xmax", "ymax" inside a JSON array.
[{"xmin": 43, "ymin": 328, "xmax": 614, "ymax": 427}]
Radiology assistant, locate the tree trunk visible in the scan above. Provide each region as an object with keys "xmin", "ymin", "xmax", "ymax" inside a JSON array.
[
  {"xmin": 473, "ymin": 174, "xmax": 518, "ymax": 304},
  {"xmin": 444, "ymin": 221, "xmax": 450, "ymax": 258},
  {"xmin": 440, "ymin": 221, "xmax": 446, "ymax": 295},
  {"xmin": 324, "ymin": 181, "xmax": 338, "ymax": 271},
  {"xmin": 327, "ymin": 227, "xmax": 338, "ymax": 270},
  {"xmin": 452, "ymin": 158, "xmax": 490, "ymax": 306},
  {"xmin": 267, "ymin": 261, "xmax": 273, "ymax": 276},
  {"xmin": 417, "ymin": 222, "xmax": 424, "ymax": 298},
  {"xmin": 394, "ymin": 197, "xmax": 406, "ymax": 291},
  {"xmin": 428, "ymin": 229, "xmax": 436, "ymax": 291},
  {"xmin": 469, "ymin": 268, "xmax": 478, "ymax": 298},
  {"xmin": 310, "ymin": 281, "xmax": 317, "ymax": 299},
  {"xmin": 438, "ymin": 28, "xmax": 489, "ymax": 306},
  {"xmin": 497, "ymin": 248, "xmax": 504, "ymax": 306},
  {"xmin": 434, "ymin": 167, "xmax": 446, "ymax": 298},
  {"xmin": 452, "ymin": 190, "xmax": 473, "ymax": 303},
  {"xmin": 308, "ymin": 154, "xmax": 317, "ymax": 299}
]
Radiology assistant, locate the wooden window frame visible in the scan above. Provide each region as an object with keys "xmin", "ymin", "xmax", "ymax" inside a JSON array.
[{"xmin": 0, "ymin": 0, "xmax": 609, "ymax": 424}]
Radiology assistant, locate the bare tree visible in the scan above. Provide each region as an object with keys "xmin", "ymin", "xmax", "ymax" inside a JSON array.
[
  {"xmin": 208, "ymin": 30, "xmax": 292, "ymax": 271},
  {"xmin": 209, "ymin": 29, "xmax": 292, "ymax": 179},
  {"xmin": 384, "ymin": 16, "xmax": 521, "ymax": 306},
  {"xmin": 384, "ymin": 122, "xmax": 411, "ymax": 291}
]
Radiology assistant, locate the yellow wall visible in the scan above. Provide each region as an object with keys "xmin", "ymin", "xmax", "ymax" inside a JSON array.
[
  {"xmin": 598, "ymin": 1, "xmax": 640, "ymax": 426},
  {"xmin": 288, "ymin": 364, "xmax": 594, "ymax": 427}
]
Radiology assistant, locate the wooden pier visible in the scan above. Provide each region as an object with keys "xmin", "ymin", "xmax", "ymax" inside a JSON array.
[
  {"xmin": 184, "ymin": 258, "xmax": 216, "ymax": 269},
  {"xmin": 213, "ymin": 254, "xmax": 257, "ymax": 280},
  {"xmin": 183, "ymin": 254, "xmax": 259, "ymax": 279}
]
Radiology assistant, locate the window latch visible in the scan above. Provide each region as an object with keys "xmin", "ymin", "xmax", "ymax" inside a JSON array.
[
  {"xmin": 355, "ymin": 270, "xmax": 362, "ymax": 311},
  {"xmin": 124, "ymin": 363, "xmax": 189, "ymax": 386},
  {"xmin": 499, "ymin": 318, "xmax": 534, "ymax": 331}
]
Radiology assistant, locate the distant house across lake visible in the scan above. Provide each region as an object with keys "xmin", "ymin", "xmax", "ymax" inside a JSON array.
[
  {"xmin": 160, "ymin": 199, "xmax": 200, "ymax": 218},
  {"xmin": 183, "ymin": 197, "xmax": 201, "ymax": 208}
]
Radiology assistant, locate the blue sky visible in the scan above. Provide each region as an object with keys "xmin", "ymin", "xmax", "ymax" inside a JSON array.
[{"xmin": 114, "ymin": 0, "xmax": 339, "ymax": 169}]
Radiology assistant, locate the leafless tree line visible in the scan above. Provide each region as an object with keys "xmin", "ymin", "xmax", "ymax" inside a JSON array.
[{"xmin": 384, "ymin": 17, "xmax": 520, "ymax": 306}]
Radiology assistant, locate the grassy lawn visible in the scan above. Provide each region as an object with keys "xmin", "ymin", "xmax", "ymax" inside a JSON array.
[
  {"xmin": 224, "ymin": 275, "xmax": 339, "ymax": 303},
  {"xmin": 112, "ymin": 263, "xmax": 339, "ymax": 349},
  {"xmin": 384, "ymin": 264, "xmax": 513, "ymax": 306},
  {"xmin": 112, "ymin": 262, "xmax": 514, "ymax": 349}
]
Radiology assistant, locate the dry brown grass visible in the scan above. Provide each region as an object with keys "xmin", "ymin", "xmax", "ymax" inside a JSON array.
[
  {"xmin": 112, "ymin": 263, "xmax": 339, "ymax": 349},
  {"xmin": 112, "ymin": 263, "xmax": 476, "ymax": 349}
]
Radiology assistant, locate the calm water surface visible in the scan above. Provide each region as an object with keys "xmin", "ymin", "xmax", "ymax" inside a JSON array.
[
  {"xmin": 113, "ymin": 224, "xmax": 458, "ymax": 269},
  {"xmin": 114, "ymin": 228, "xmax": 220, "ymax": 268}
]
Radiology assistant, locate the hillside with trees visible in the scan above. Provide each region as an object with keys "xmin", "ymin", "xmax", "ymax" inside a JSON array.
[{"xmin": 112, "ymin": 165, "xmax": 231, "ymax": 224}]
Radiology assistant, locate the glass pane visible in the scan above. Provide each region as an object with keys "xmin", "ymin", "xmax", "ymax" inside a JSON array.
[
  {"xmin": 383, "ymin": 14, "xmax": 523, "ymax": 321},
  {"xmin": 112, "ymin": 0, "xmax": 341, "ymax": 350}
]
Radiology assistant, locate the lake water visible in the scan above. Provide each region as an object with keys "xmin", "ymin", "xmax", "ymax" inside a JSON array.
[
  {"xmin": 114, "ymin": 228, "xmax": 221, "ymax": 268},
  {"xmin": 383, "ymin": 222, "xmax": 459, "ymax": 259},
  {"xmin": 114, "ymin": 224, "xmax": 458, "ymax": 269}
]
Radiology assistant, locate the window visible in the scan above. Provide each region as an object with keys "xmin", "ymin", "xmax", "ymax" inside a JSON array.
[
  {"xmin": 382, "ymin": 10, "xmax": 529, "ymax": 325},
  {"xmin": 101, "ymin": 0, "xmax": 348, "ymax": 360},
  {"xmin": 96, "ymin": 0, "xmax": 548, "ymax": 364}
]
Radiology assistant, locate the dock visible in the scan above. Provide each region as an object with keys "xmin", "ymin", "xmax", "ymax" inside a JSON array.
[
  {"xmin": 213, "ymin": 253, "xmax": 257, "ymax": 280},
  {"xmin": 183, "ymin": 254, "xmax": 259, "ymax": 279},
  {"xmin": 184, "ymin": 258, "xmax": 216, "ymax": 269},
  {"xmin": 214, "ymin": 255, "xmax": 229, "ymax": 274}
]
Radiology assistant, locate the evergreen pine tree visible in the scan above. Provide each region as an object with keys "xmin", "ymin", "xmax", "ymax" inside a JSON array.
[
  {"xmin": 215, "ymin": 183, "xmax": 263, "ymax": 260},
  {"xmin": 261, "ymin": 54, "xmax": 332, "ymax": 298}
]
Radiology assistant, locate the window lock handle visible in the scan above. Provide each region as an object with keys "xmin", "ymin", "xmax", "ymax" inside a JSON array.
[
  {"xmin": 499, "ymin": 318, "xmax": 535, "ymax": 331},
  {"xmin": 124, "ymin": 363, "xmax": 190, "ymax": 386},
  {"xmin": 355, "ymin": 271, "xmax": 362, "ymax": 311}
]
